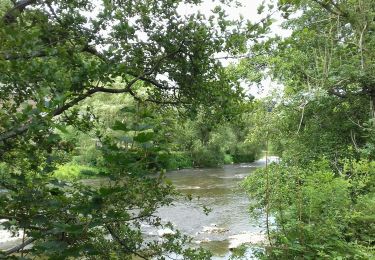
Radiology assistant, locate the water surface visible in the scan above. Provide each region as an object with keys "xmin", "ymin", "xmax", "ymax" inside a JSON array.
[
  {"xmin": 154, "ymin": 158, "xmax": 273, "ymax": 259},
  {"xmin": 1, "ymin": 158, "xmax": 275, "ymax": 259}
]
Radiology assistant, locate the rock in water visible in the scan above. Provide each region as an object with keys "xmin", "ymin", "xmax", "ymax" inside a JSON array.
[
  {"xmin": 201, "ymin": 225, "xmax": 228, "ymax": 234},
  {"xmin": 157, "ymin": 228, "xmax": 175, "ymax": 237},
  {"xmin": 228, "ymin": 232, "xmax": 266, "ymax": 250}
]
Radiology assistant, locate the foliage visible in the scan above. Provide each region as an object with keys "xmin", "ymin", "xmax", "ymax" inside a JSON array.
[
  {"xmin": 157, "ymin": 151, "xmax": 193, "ymax": 171},
  {"xmin": 243, "ymin": 160, "xmax": 375, "ymax": 259},
  {"xmin": 68, "ymin": 97, "xmax": 261, "ymax": 171},
  {"xmin": 0, "ymin": 117, "xmax": 216, "ymax": 259},
  {"xmin": 239, "ymin": 0, "xmax": 375, "ymax": 258},
  {"xmin": 0, "ymin": 0, "xmax": 266, "ymax": 258},
  {"xmin": 53, "ymin": 163, "xmax": 102, "ymax": 180}
]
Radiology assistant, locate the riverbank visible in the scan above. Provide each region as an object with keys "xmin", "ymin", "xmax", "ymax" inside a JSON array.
[{"xmin": 52, "ymin": 153, "xmax": 263, "ymax": 181}]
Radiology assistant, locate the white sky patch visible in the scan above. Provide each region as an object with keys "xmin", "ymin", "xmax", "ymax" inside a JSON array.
[
  {"xmin": 217, "ymin": 0, "xmax": 289, "ymax": 99},
  {"xmin": 243, "ymin": 76, "xmax": 284, "ymax": 99}
]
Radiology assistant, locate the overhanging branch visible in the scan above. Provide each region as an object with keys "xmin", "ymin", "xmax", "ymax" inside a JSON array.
[
  {"xmin": 311, "ymin": 0, "xmax": 348, "ymax": 17},
  {"xmin": 106, "ymin": 225, "xmax": 148, "ymax": 259},
  {"xmin": 0, "ymin": 35, "xmax": 185, "ymax": 142},
  {"xmin": 4, "ymin": 237, "xmax": 37, "ymax": 255},
  {"xmin": 3, "ymin": 0, "xmax": 37, "ymax": 24}
]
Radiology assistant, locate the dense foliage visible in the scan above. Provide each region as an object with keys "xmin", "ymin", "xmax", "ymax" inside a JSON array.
[
  {"xmin": 62, "ymin": 96, "xmax": 260, "ymax": 173},
  {"xmin": 0, "ymin": 0, "xmax": 267, "ymax": 258},
  {"xmin": 2, "ymin": 0, "xmax": 374, "ymax": 259},
  {"xmin": 242, "ymin": 0, "xmax": 375, "ymax": 259}
]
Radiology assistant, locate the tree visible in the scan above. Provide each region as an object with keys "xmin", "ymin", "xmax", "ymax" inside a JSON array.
[
  {"xmin": 0, "ymin": 0, "xmax": 265, "ymax": 258},
  {"xmin": 274, "ymin": 0, "xmax": 375, "ymax": 118},
  {"xmin": 240, "ymin": 1, "xmax": 375, "ymax": 258},
  {"xmin": 247, "ymin": 0, "xmax": 375, "ymax": 161}
]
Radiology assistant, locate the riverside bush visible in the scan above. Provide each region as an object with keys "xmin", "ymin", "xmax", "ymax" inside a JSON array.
[
  {"xmin": 157, "ymin": 151, "xmax": 193, "ymax": 171},
  {"xmin": 242, "ymin": 159, "xmax": 375, "ymax": 259}
]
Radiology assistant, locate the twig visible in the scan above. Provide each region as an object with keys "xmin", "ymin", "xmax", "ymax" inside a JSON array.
[{"xmin": 2, "ymin": 0, "xmax": 37, "ymax": 24}]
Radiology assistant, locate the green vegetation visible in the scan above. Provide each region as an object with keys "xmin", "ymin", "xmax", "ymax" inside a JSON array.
[
  {"xmin": 241, "ymin": 0, "xmax": 375, "ymax": 259},
  {"xmin": 53, "ymin": 164, "xmax": 102, "ymax": 180},
  {"xmin": 1, "ymin": 0, "xmax": 374, "ymax": 259},
  {"xmin": 62, "ymin": 95, "xmax": 261, "ymax": 174},
  {"xmin": 0, "ymin": 0, "xmax": 264, "ymax": 258}
]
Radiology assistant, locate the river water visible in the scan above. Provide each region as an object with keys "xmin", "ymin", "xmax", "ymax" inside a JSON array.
[
  {"xmin": 1, "ymin": 157, "xmax": 276, "ymax": 258},
  {"xmin": 153, "ymin": 158, "xmax": 272, "ymax": 259}
]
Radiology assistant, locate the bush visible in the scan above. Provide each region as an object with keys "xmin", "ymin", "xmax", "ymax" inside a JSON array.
[
  {"xmin": 157, "ymin": 151, "xmax": 193, "ymax": 171},
  {"xmin": 191, "ymin": 142, "xmax": 224, "ymax": 167},
  {"xmin": 170, "ymin": 152, "xmax": 193, "ymax": 169},
  {"xmin": 224, "ymin": 153, "xmax": 234, "ymax": 164},
  {"xmin": 242, "ymin": 159, "xmax": 375, "ymax": 259},
  {"xmin": 232, "ymin": 152, "xmax": 256, "ymax": 163},
  {"xmin": 232, "ymin": 143, "xmax": 259, "ymax": 163}
]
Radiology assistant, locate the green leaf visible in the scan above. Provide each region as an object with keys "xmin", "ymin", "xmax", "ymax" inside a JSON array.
[
  {"xmin": 111, "ymin": 121, "xmax": 129, "ymax": 131},
  {"xmin": 133, "ymin": 132, "xmax": 154, "ymax": 143},
  {"xmin": 54, "ymin": 124, "xmax": 69, "ymax": 134}
]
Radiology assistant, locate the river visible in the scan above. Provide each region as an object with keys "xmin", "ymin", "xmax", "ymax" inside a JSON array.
[
  {"xmin": 1, "ymin": 157, "xmax": 276, "ymax": 259},
  {"xmin": 152, "ymin": 158, "xmax": 273, "ymax": 259}
]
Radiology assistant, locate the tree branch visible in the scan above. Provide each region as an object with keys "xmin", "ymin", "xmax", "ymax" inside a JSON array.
[
  {"xmin": 4, "ymin": 237, "xmax": 37, "ymax": 255},
  {"xmin": 0, "ymin": 40, "xmax": 186, "ymax": 143},
  {"xmin": 0, "ymin": 50, "xmax": 48, "ymax": 60},
  {"xmin": 311, "ymin": 0, "xmax": 347, "ymax": 17},
  {"xmin": 106, "ymin": 225, "xmax": 148, "ymax": 259},
  {"xmin": 0, "ymin": 79, "xmax": 161, "ymax": 142},
  {"xmin": 0, "ymin": 215, "xmax": 19, "ymax": 220},
  {"xmin": 83, "ymin": 42, "xmax": 183, "ymax": 91},
  {"xmin": 50, "ymin": 85, "xmax": 135, "ymax": 117},
  {"xmin": 3, "ymin": 0, "xmax": 37, "ymax": 24},
  {"xmin": 0, "ymin": 124, "xmax": 30, "ymax": 144},
  {"xmin": 0, "ymin": 85, "xmax": 132, "ymax": 142}
]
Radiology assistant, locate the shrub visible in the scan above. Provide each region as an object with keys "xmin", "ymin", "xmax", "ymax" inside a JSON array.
[
  {"xmin": 232, "ymin": 143, "xmax": 259, "ymax": 163},
  {"xmin": 191, "ymin": 141, "xmax": 224, "ymax": 167},
  {"xmin": 224, "ymin": 153, "xmax": 234, "ymax": 164},
  {"xmin": 242, "ymin": 159, "xmax": 375, "ymax": 259},
  {"xmin": 157, "ymin": 151, "xmax": 193, "ymax": 171}
]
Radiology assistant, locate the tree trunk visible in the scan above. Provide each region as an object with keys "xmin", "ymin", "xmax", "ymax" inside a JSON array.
[{"xmin": 370, "ymin": 94, "xmax": 375, "ymax": 123}]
